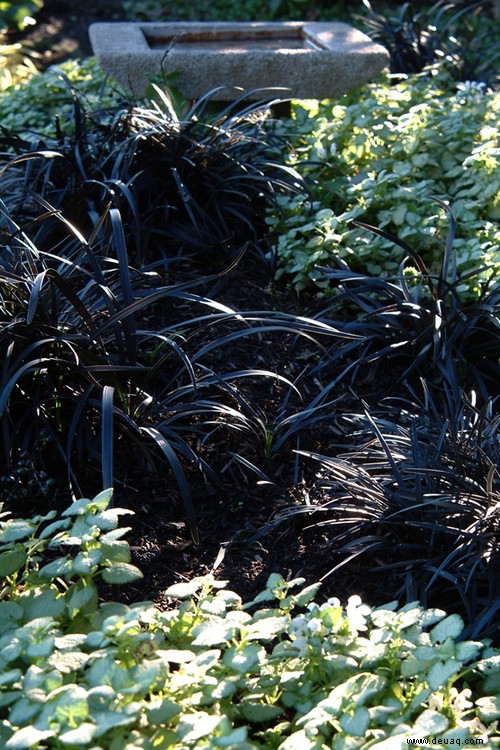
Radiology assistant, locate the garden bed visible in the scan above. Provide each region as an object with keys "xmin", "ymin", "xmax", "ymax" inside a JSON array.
[
  {"xmin": 0, "ymin": 3, "xmax": 499, "ymax": 748},
  {"xmin": 1, "ymin": 0, "xmax": 499, "ymax": 642}
]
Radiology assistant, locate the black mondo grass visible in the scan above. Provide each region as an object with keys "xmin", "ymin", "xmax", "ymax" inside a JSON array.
[
  {"xmin": 315, "ymin": 200, "xmax": 500, "ymax": 403},
  {"xmin": 260, "ymin": 392, "xmax": 500, "ymax": 639},
  {"xmin": 0, "ymin": 193, "xmax": 353, "ymax": 540},
  {"xmin": 358, "ymin": 0, "xmax": 499, "ymax": 86},
  {"xmin": 0, "ymin": 80, "xmax": 305, "ymax": 272}
]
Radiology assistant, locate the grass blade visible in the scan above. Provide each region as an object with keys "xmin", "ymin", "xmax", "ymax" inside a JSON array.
[
  {"xmin": 102, "ymin": 385, "xmax": 114, "ymax": 494},
  {"xmin": 141, "ymin": 426, "xmax": 199, "ymax": 544}
]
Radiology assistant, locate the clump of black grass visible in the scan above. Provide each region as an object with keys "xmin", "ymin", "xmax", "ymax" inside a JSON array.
[
  {"xmin": 359, "ymin": 0, "xmax": 500, "ymax": 88},
  {"xmin": 314, "ymin": 200, "xmax": 500, "ymax": 404},
  {"xmin": 255, "ymin": 387, "xmax": 500, "ymax": 640},
  {"xmin": 0, "ymin": 182, "xmax": 350, "ymax": 539},
  {"xmin": 0, "ymin": 76, "xmax": 305, "ymax": 272}
]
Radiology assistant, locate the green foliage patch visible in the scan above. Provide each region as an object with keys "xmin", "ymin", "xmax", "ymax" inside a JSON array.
[
  {"xmin": 270, "ymin": 73, "xmax": 500, "ymax": 296},
  {"xmin": 0, "ymin": 0, "xmax": 42, "ymax": 32},
  {"xmin": 0, "ymin": 58, "xmax": 113, "ymax": 134},
  {"xmin": 122, "ymin": 0, "xmax": 352, "ymax": 23},
  {"xmin": 0, "ymin": 490, "xmax": 499, "ymax": 749}
]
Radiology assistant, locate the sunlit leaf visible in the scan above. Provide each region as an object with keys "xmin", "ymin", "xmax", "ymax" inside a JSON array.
[
  {"xmin": 164, "ymin": 580, "xmax": 202, "ymax": 599},
  {"xmin": 146, "ymin": 698, "xmax": 182, "ymax": 725},
  {"xmin": 58, "ymin": 722, "xmax": 96, "ymax": 745},
  {"xmin": 430, "ymin": 615, "xmax": 464, "ymax": 644},
  {"xmin": 177, "ymin": 712, "xmax": 223, "ymax": 742},
  {"xmin": 476, "ymin": 696, "xmax": 500, "ymax": 722},
  {"xmin": 0, "ymin": 520, "xmax": 37, "ymax": 543},
  {"xmin": 223, "ymin": 644, "xmax": 266, "ymax": 674},
  {"xmin": 339, "ymin": 706, "xmax": 370, "ymax": 736},
  {"xmin": 101, "ymin": 563, "xmax": 143, "ymax": 584},
  {"xmin": 5, "ymin": 727, "xmax": 56, "ymax": 749}
]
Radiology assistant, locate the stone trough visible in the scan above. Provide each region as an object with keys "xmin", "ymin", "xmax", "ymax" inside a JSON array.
[{"xmin": 89, "ymin": 21, "xmax": 389, "ymax": 101}]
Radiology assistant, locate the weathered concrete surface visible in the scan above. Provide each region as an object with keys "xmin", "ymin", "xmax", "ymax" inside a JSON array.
[{"xmin": 89, "ymin": 21, "xmax": 389, "ymax": 100}]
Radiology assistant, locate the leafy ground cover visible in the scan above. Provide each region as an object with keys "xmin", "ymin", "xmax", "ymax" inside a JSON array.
[
  {"xmin": 0, "ymin": 491, "xmax": 499, "ymax": 749},
  {"xmin": 0, "ymin": 0, "xmax": 498, "ymax": 668},
  {"xmin": 270, "ymin": 77, "xmax": 500, "ymax": 295}
]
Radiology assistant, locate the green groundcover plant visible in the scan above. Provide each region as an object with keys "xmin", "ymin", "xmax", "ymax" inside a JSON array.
[
  {"xmin": 0, "ymin": 490, "xmax": 499, "ymax": 749},
  {"xmin": 0, "ymin": 59, "xmax": 113, "ymax": 135},
  {"xmin": 270, "ymin": 72, "xmax": 500, "ymax": 296},
  {"xmin": 122, "ymin": 0, "xmax": 353, "ymax": 23}
]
